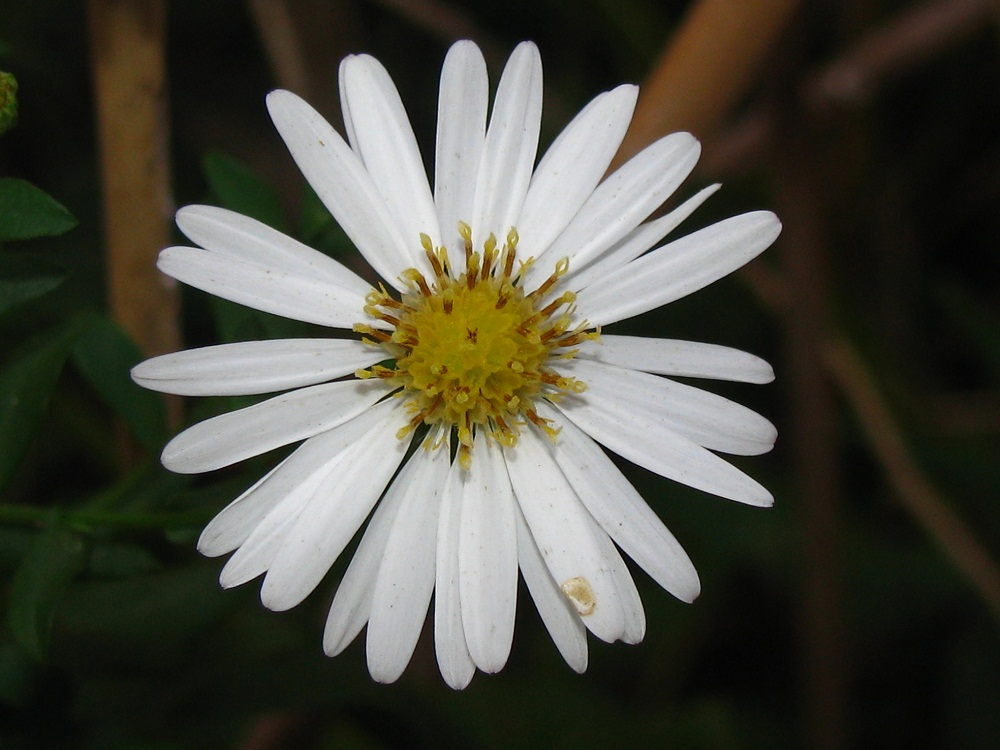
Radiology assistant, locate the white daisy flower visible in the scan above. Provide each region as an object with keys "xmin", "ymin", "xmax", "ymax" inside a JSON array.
[{"xmin": 132, "ymin": 40, "xmax": 780, "ymax": 688}]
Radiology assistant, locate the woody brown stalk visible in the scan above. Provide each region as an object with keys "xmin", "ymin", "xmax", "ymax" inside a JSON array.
[
  {"xmin": 89, "ymin": 0, "xmax": 178, "ymax": 360},
  {"xmin": 614, "ymin": 0, "xmax": 801, "ymax": 165}
]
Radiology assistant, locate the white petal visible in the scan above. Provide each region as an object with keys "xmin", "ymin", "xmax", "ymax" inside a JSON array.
[
  {"xmin": 567, "ymin": 184, "xmax": 720, "ymax": 291},
  {"xmin": 577, "ymin": 335, "xmax": 774, "ymax": 384},
  {"xmin": 516, "ymin": 85, "xmax": 638, "ymax": 255},
  {"xmin": 131, "ymin": 339, "xmax": 384, "ymax": 396},
  {"xmin": 259, "ymin": 400, "xmax": 411, "ymax": 611},
  {"xmin": 505, "ymin": 427, "xmax": 626, "ymax": 644},
  {"xmin": 367, "ymin": 442, "xmax": 450, "ymax": 683},
  {"xmin": 157, "ymin": 246, "xmax": 366, "ymax": 329},
  {"xmin": 434, "ymin": 41, "xmax": 488, "ymax": 265},
  {"xmin": 522, "ymin": 132, "xmax": 700, "ymax": 290},
  {"xmin": 513, "ymin": 502, "xmax": 588, "ymax": 672},
  {"xmin": 161, "ymin": 379, "xmax": 387, "ymax": 474},
  {"xmin": 340, "ymin": 55, "xmax": 440, "ymax": 253},
  {"xmin": 471, "ymin": 42, "xmax": 542, "ymax": 247},
  {"xmin": 198, "ymin": 452, "xmax": 293, "ymax": 558},
  {"xmin": 459, "ymin": 432, "xmax": 518, "ymax": 673},
  {"xmin": 550, "ymin": 394, "xmax": 773, "ymax": 507},
  {"xmin": 434, "ymin": 452, "xmax": 476, "ymax": 690},
  {"xmin": 322, "ymin": 466, "xmax": 408, "ymax": 657},
  {"xmin": 588, "ymin": 518, "xmax": 645, "ymax": 644},
  {"xmin": 562, "ymin": 358, "xmax": 777, "ymax": 456},
  {"xmin": 175, "ymin": 205, "xmax": 372, "ymax": 297},
  {"xmin": 214, "ymin": 411, "xmax": 387, "ymax": 585},
  {"xmin": 266, "ymin": 90, "xmax": 414, "ymax": 290},
  {"xmin": 577, "ymin": 211, "xmax": 782, "ymax": 327},
  {"xmin": 538, "ymin": 400, "xmax": 700, "ymax": 602}
]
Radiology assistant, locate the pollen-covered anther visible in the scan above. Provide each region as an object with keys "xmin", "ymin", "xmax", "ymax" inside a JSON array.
[{"xmin": 356, "ymin": 224, "xmax": 597, "ymax": 466}]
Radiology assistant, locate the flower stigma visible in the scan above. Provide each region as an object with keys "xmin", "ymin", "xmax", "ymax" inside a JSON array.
[{"xmin": 355, "ymin": 223, "xmax": 599, "ymax": 468}]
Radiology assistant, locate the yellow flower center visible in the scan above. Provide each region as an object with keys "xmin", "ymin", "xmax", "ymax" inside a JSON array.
[{"xmin": 355, "ymin": 222, "xmax": 598, "ymax": 468}]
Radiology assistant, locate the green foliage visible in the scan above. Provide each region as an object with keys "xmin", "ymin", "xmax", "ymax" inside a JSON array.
[
  {"xmin": 0, "ymin": 178, "xmax": 77, "ymax": 241},
  {"xmin": 7, "ymin": 518, "xmax": 87, "ymax": 660},
  {"xmin": 202, "ymin": 150, "xmax": 285, "ymax": 232},
  {"xmin": 0, "ymin": 322, "xmax": 79, "ymax": 491},
  {"xmin": 71, "ymin": 312, "xmax": 167, "ymax": 453}
]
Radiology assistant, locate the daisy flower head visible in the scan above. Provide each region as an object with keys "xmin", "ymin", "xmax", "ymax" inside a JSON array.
[{"xmin": 132, "ymin": 40, "xmax": 780, "ymax": 688}]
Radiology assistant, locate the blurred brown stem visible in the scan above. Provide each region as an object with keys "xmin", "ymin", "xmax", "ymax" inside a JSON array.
[
  {"xmin": 775, "ymin": 127, "xmax": 846, "ymax": 750},
  {"xmin": 614, "ymin": 0, "xmax": 801, "ymax": 165},
  {"xmin": 89, "ymin": 0, "xmax": 179, "ymax": 437},
  {"xmin": 89, "ymin": 0, "xmax": 177, "ymax": 356},
  {"xmin": 825, "ymin": 337, "xmax": 1000, "ymax": 626}
]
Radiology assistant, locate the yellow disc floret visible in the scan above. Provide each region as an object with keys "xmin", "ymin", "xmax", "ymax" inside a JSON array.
[{"xmin": 356, "ymin": 223, "xmax": 599, "ymax": 468}]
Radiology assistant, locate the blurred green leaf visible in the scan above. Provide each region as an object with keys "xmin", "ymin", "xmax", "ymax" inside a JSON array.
[
  {"xmin": 7, "ymin": 520, "xmax": 87, "ymax": 660},
  {"xmin": 0, "ymin": 178, "xmax": 77, "ymax": 241},
  {"xmin": 0, "ymin": 255, "xmax": 68, "ymax": 316},
  {"xmin": 0, "ymin": 323, "xmax": 78, "ymax": 491},
  {"xmin": 202, "ymin": 151, "xmax": 284, "ymax": 231},
  {"xmin": 71, "ymin": 312, "xmax": 167, "ymax": 452},
  {"xmin": 87, "ymin": 542, "xmax": 162, "ymax": 578}
]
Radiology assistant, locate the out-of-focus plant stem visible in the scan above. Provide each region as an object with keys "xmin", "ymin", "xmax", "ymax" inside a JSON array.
[
  {"xmin": 89, "ymin": 0, "xmax": 177, "ymax": 361},
  {"xmin": 89, "ymin": 0, "xmax": 179, "ymax": 443},
  {"xmin": 826, "ymin": 337, "xmax": 1000, "ymax": 625},
  {"xmin": 614, "ymin": 0, "xmax": 801, "ymax": 166}
]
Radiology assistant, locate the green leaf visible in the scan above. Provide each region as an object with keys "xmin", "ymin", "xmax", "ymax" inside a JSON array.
[
  {"xmin": 202, "ymin": 151, "xmax": 285, "ymax": 231},
  {"xmin": 7, "ymin": 520, "xmax": 87, "ymax": 660},
  {"xmin": 0, "ymin": 323, "xmax": 78, "ymax": 492},
  {"xmin": 0, "ymin": 255, "xmax": 68, "ymax": 316},
  {"xmin": 70, "ymin": 312, "xmax": 167, "ymax": 452},
  {"xmin": 0, "ymin": 178, "xmax": 77, "ymax": 241}
]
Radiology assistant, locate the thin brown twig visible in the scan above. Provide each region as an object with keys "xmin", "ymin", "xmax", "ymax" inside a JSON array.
[
  {"xmin": 702, "ymin": 0, "xmax": 1000, "ymax": 178},
  {"xmin": 806, "ymin": 0, "xmax": 999, "ymax": 111},
  {"xmin": 824, "ymin": 336, "xmax": 1000, "ymax": 626}
]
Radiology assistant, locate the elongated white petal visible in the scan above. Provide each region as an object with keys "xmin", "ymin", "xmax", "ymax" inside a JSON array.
[
  {"xmin": 131, "ymin": 339, "xmax": 384, "ymax": 396},
  {"xmin": 158, "ymin": 246, "xmax": 366, "ymax": 329},
  {"xmin": 260, "ymin": 400, "xmax": 411, "ymax": 610},
  {"xmin": 537, "ymin": 400, "xmax": 700, "ymax": 602},
  {"xmin": 214, "ymin": 409, "xmax": 390, "ymax": 585},
  {"xmin": 435, "ymin": 41, "xmax": 488, "ymax": 265},
  {"xmin": 563, "ymin": 358, "xmax": 776, "ymax": 456},
  {"xmin": 578, "ymin": 211, "xmax": 782, "ymax": 326},
  {"xmin": 323, "ymin": 466, "xmax": 408, "ymax": 657},
  {"xmin": 517, "ymin": 85, "xmax": 638, "ymax": 255},
  {"xmin": 588, "ymin": 518, "xmax": 645, "ymax": 644},
  {"xmin": 161, "ymin": 379, "xmax": 387, "ymax": 473},
  {"xmin": 552, "ymin": 396, "xmax": 773, "ymax": 507},
  {"xmin": 218, "ymin": 474, "xmax": 319, "ymax": 589},
  {"xmin": 459, "ymin": 432, "xmax": 518, "ymax": 673},
  {"xmin": 505, "ymin": 427, "xmax": 626, "ymax": 643},
  {"xmin": 567, "ymin": 184, "xmax": 720, "ymax": 291},
  {"xmin": 341, "ymin": 55, "xmax": 440, "ymax": 253},
  {"xmin": 175, "ymin": 205, "xmax": 372, "ymax": 297},
  {"xmin": 435, "ymin": 452, "xmax": 476, "ymax": 689},
  {"xmin": 522, "ymin": 132, "xmax": 699, "ymax": 289},
  {"xmin": 471, "ymin": 42, "xmax": 542, "ymax": 246},
  {"xmin": 514, "ymin": 502, "xmax": 588, "ymax": 672},
  {"xmin": 577, "ymin": 335, "xmax": 774, "ymax": 384},
  {"xmin": 367, "ymin": 442, "xmax": 450, "ymax": 683},
  {"xmin": 266, "ymin": 90, "xmax": 414, "ymax": 290}
]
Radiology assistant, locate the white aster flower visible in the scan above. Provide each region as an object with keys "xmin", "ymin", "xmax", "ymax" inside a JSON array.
[{"xmin": 132, "ymin": 40, "xmax": 780, "ymax": 688}]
